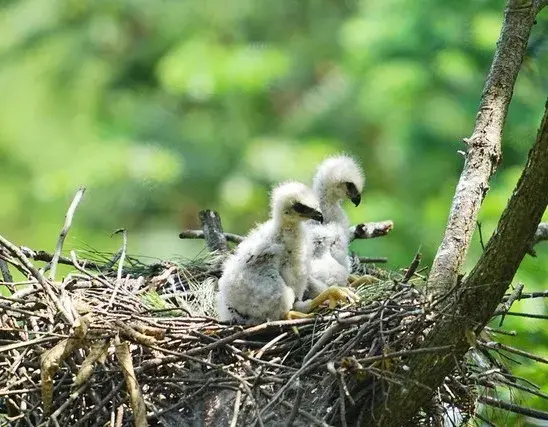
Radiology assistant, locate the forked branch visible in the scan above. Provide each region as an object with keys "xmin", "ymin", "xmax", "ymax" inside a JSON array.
[
  {"xmin": 374, "ymin": 97, "xmax": 548, "ymax": 426},
  {"xmin": 427, "ymin": 0, "xmax": 539, "ymax": 293},
  {"xmin": 371, "ymin": 0, "xmax": 546, "ymax": 423}
]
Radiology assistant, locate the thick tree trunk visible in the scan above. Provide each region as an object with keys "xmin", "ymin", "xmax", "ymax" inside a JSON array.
[
  {"xmin": 369, "ymin": 0, "xmax": 548, "ymax": 424},
  {"xmin": 372, "ymin": 98, "xmax": 548, "ymax": 427}
]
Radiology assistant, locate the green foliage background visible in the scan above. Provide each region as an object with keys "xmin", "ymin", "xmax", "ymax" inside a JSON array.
[{"xmin": 0, "ymin": 0, "xmax": 547, "ymax": 423}]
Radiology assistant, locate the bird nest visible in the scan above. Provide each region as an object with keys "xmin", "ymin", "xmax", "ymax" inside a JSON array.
[{"xmin": 1, "ymin": 234, "xmax": 545, "ymax": 427}]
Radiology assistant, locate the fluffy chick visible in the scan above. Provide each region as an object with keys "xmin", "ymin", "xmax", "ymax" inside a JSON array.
[
  {"xmin": 306, "ymin": 154, "xmax": 365, "ymax": 288},
  {"xmin": 309, "ymin": 223, "xmax": 349, "ymax": 286},
  {"xmin": 217, "ymin": 181, "xmax": 324, "ymax": 324}
]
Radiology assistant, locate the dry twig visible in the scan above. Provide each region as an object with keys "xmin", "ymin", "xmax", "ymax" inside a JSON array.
[
  {"xmin": 496, "ymin": 283, "xmax": 524, "ymax": 326},
  {"xmin": 49, "ymin": 187, "xmax": 86, "ymax": 281},
  {"xmin": 179, "ymin": 229, "xmax": 244, "ymax": 244},
  {"xmin": 478, "ymin": 396, "xmax": 548, "ymax": 420}
]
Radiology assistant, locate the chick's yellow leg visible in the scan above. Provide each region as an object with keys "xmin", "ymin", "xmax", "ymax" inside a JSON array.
[
  {"xmin": 348, "ymin": 275, "xmax": 379, "ymax": 288},
  {"xmin": 285, "ymin": 310, "xmax": 314, "ymax": 320},
  {"xmin": 309, "ymin": 286, "xmax": 359, "ymax": 310}
]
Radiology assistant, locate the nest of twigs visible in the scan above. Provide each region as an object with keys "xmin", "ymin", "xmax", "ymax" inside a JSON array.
[
  {"xmin": 1, "ymin": 233, "xmax": 545, "ymax": 427},
  {"xmin": 0, "ymin": 192, "xmax": 545, "ymax": 427}
]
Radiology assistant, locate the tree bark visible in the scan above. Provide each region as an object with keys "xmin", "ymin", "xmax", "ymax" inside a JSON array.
[
  {"xmin": 198, "ymin": 210, "xmax": 230, "ymax": 253},
  {"xmin": 372, "ymin": 97, "xmax": 548, "ymax": 427},
  {"xmin": 368, "ymin": 0, "xmax": 548, "ymax": 422},
  {"xmin": 427, "ymin": 0, "xmax": 539, "ymax": 293},
  {"xmin": 460, "ymin": 100, "xmax": 548, "ymax": 326}
]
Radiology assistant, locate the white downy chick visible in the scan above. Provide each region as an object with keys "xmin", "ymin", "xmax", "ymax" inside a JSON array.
[
  {"xmin": 309, "ymin": 223, "xmax": 349, "ymax": 287},
  {"xmin": 306, "ymin": 154, "xmax": 365, "ymax": 288},
  {"xmin": 218, "ymin": 181, "xmax": 324, "ymax": 324}
]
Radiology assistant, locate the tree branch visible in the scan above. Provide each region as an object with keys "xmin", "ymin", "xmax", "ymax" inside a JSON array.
[
  {"xmin": 427, "ymin": 0, "xmax": 538, "ymax": 293},
  {"xmin": 461, "ymin": 101, "xmax": 548, "ymax": 324},
  {"xmin": 19, "ymin": 247, "xmax": 107, "ymax": 271},
  {"xmin": 528, "ymin": 222, "xmax": 548, "ymax": 256},
  {"xmin": 49, "ymin": 187, "xmax": 86, "ymax": 281},
  {"xmin": 479, "ymin": 396, "xmax": 548, "ymax": 420},
  {"xmin": 179, "ymin": 230, "xmax": 244, "ymax": 244},
  {"xmin": 372, "ymin": 95, "xmax": 548, "ymax": 426},
  {"xmin": 0, "ymin": 259, "xmax": 14, "ymax": 291},
  {"xmin": 198, "ymin": 210, "xmax": 230, "ymax": 253},
  {"xmin": 349, "ymin": 220, "xmax": 393, "ymax": 241},
  {"xmin": 179, "ymin": 219, "xmax": 395, "ymax": 246},
  {"xmin": 0, "ymin": 234, "xmax": 75, "ymax": 325}
]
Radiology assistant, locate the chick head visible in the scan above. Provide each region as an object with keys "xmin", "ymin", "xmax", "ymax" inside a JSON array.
[
  {"xmin": 313, "ymin": 154, "xmax": 365, "ymax": 206},
  {"xmin": 271, "ymin": 181, "xmax": 323, "ymax": 224}
]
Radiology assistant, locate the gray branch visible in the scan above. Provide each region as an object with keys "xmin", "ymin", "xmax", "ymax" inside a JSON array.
[
  {"xmin": 0, "ymin": 259, "xmax": 14, "ymax": 293},
  {"xmin": 180, "ymin": 220, "xmax": 394, "ymax": 246},
  {"xmin": 427, "ymin": 1, "xmax": 538, "ymax": 293},
  {"xmin": 0, "ymin": 234, "xmax": 75, "ymax": 325},
  {"xmin": 528, "ymin": 222, "xmax": 548, "ymax": 256},
  {"xmin": 374, "ymin": 96, "xmax": 548, "ymax": 426},
  {"xmin": 535, "ymin": 222, "xmax": 548, "ymax": 243},
  {"xmin": 49, "ymin": 187, "xmax": 86, "ymax": 281},
  {"xmin": 19, "ymin": 247, "xmax": 106, "ymax": 271},
  {"xmin": 198, "ymin": 210, "xmax": 230, "ymax": 253},
  {"xmin": 0, "ymin": 259, "xmax": 13, "ymax": 283},
  {"xmin": 371, "ymin": 1, "xmax": 543, "ymax": 425},
  {"xmin": 348, "ymin": 220, "xmax": 393, "ymax": 241},
  {"xmin": 479, "ymin": 396, "xmax": 548, "ymax": 420},
  {"xmin": 108, "ymin": 229, "xmax": 128, "ymax": 309},
  {"xmin": 179, "ymin": 230, "xmax": 244, "ymax": 244}
]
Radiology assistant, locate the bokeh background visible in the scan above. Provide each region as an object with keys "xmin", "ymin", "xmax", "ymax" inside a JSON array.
[{"xmin": 0, "ymin": 0, "xmax": 547, "ymax": 423}]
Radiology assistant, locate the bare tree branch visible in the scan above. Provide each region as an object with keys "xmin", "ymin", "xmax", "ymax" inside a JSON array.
[
  {"xmin": 179, "ymin": 229, "xmax": 244, "ymax": 244},
  {"xmin": 427, "ymin": 0, "xmax": 538, "ymax": 293},
  {"xmin": 496, "ymin": 282, "xmax": 524, "ymax": 326},
  {"xmin": 358, "ymin": 257, "xmax": 387, "ymax": 264},
  {"xmin": 198, "ymin": 210, "xmax": 230, "ymax": 253},
  {"xmin": 49, "ymin": 187, "xmax": 86, "ymax": 281},
  {"xmin": 19, "ymin": 247, "xmax": 107, "ymax": 271},
  {"xmin": 0, "ymin": 259, "xmax": 13, "ymax": 288},
  {"xmin": 0, "ymin": 234, "xmax": 75, "ymax": 325},
  {"xmin": 108, "ymin": 229, "xmax": 128, "ymax": 309},
  {"xmin": 179, "ymin": 219, "xmax": 395, "ymax": 246},
  {"xmin": 373, "ymin": 96, "xmax": 548, "ymax": 426},
  {"xmin": 528, "ymin": 222, "xmax": 548, "ymax": 256},
  {"xmin": 479, "ymin": 396, "xmax": 548, "ymax": 420},
  {"xmin": 349, "ymin": 220, "xmax": 393, "ymax": 241}
]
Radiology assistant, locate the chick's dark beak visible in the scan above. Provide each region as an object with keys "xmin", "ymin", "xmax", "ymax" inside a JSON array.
[
  {"xmin": 345, "ymin": 182, "xmax": 362, "ymax": 207},
  {"xmin": 310, "ymin": 210, "xmax": 324, "ymax": 224},
  {"xmin": 292, "ymin": 202, "xmax": 324, "ymax": 223}
]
